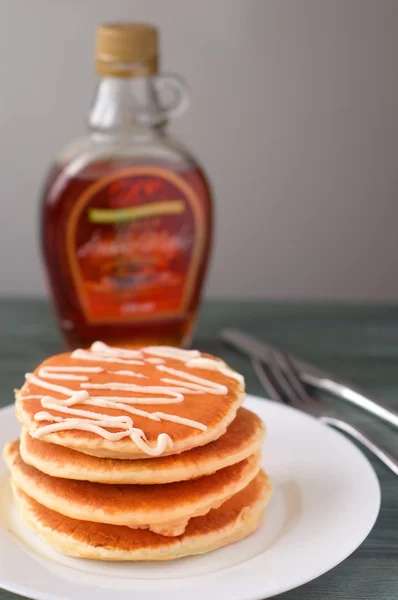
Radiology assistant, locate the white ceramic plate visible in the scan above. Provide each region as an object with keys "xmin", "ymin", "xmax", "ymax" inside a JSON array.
[{"xmin": 0, "ymin": 395, "xmax": 380, "ymax": 600}]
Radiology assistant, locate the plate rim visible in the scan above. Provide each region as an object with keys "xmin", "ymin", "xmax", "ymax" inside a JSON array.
[{"xmin": 0, "ymin": 395, "xmax": 381, "ymax": 600}]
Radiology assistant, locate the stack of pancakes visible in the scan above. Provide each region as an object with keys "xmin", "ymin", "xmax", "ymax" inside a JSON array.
[{"xmin": 3, "ymin": 343, "xmax": 272, "ymax": 561}]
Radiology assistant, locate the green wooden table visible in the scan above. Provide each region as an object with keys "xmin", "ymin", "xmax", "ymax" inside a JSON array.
[{"xmin": 0, "ymin": 298, "xmax": 397, "ymax": 600}]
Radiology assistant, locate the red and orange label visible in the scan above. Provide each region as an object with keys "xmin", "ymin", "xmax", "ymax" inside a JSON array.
[{"xmin": 66, "ymin": 167, "xmax": 205, "ymax": 324}]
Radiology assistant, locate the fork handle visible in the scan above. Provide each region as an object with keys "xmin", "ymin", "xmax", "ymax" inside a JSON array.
[{"xmin": 320, "ymin": 416, "xmax": 398, "ymax": 476}]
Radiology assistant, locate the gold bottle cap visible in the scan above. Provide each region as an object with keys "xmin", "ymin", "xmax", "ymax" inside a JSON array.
[{"xmin": 95, "ymin": 23, "xmax": 158, "ymax": 77}]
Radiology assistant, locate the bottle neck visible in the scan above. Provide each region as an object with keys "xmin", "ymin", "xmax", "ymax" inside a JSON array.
[{"xmin": 88, "ymin": 76, "xmax": 166, "ymax": 133}]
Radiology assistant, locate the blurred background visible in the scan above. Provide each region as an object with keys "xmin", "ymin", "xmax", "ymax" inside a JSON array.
[{"xmin": 1, "ymin": 0, "xmax": 398, "ymax": 300}]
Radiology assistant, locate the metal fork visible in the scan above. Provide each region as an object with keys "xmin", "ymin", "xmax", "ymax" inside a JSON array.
[{"xmin": 252, "ymin": 351, "xmax": 398, "ymax": 476}]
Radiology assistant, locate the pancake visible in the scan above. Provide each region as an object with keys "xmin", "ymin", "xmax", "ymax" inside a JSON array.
[
  {"xmin": 4, "ymin": 440, "xmax": 261, "ymax": 535},
  {"xmin": 19, "ymin": 408, "xmax": 264, "ymax": 484},
  {"xmin": 11, "ymin": 470, "xmax": 271, "ymax": 560},
  {"xmin": 15, "ymin": 344, "xmax": 245, "ymax": 459}
]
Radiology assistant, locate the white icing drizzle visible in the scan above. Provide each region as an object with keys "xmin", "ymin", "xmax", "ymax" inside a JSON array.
[
  {"xmin": 22, "ymin": 342, "xmax": 243, "ymax": 456},
  {"xmin": 144, "ymin": 347, "xmax": 201, "ymax": 361},
  {"xmin": 26, "ymin": 373, "xmax": 79, "ymax": 396},
  {"xmin": 71, "ymin": 349, "xmax": 144, "ymax": 366},
  {"xmin": 89, "ymin": 395, "xmax": 179, "ymax": 407},
  {"xmin": 80, "ymin": 382, "xmax": 187, "ymax": 404},
  {"xmin": 111, "ymin": 370, "xmax": 148, "ymax": 379},
  {"xmin": 44, "ymin": 390, "xmax": 89, "ymax": 406},
  {"xmin": 152, "ymin": 412, "xmax": 207, "ymax": 431},
  {"xmin": 91, "ymin": 341, "xmax": 142, "ymax": 359},
  {"xmin": 84, "ymin": 399, "xmax": 161, "ymax": 421},
  {"xmin": 157, "ymin": 365, "xmax": 229, "ymax": 395},
  {"xmin": 146, "ymin": 357, "xmax": 165, "ymax": 365},
  {"xmin": 39, "ymin": 366, "xmax": 102, "ymax": 381},
  {"xmin": 40, "ymin": 396, "xmax": 132, "ymax": 422},
  {"xmin": 186, "ymin": 357, "xmax": 245, "ymax": 384},
  {"xmin": 32, "ymin": 416, "xmax": 172, "ymax": 457},
  {"xmin": 146, "ymin": 348, "xmax": 244, "ymax": 384}
]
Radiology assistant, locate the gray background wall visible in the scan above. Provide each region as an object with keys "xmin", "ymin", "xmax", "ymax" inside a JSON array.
[{"xmin": 1, "ymin": 0, "xmax": 398, "ymax": 300}]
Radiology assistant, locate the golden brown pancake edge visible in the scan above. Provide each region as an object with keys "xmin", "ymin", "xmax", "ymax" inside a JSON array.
[
  {"xmin": 19, "ymin": 407, "xmax": 265, "ymax": 484},
  {"xmin": 11, "ymin": 470, "xmax": 272, "ymax": 560}
]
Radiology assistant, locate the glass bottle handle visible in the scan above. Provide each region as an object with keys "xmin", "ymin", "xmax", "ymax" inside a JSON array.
[{"xmin": 154, "ymin": 73, "xmax": 190, "ymax": 120}]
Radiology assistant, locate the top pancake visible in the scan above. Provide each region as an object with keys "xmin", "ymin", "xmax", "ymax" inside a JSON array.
[{"xmin": 15, "ymin": 344, "xmax": 245, "ymax": 459}]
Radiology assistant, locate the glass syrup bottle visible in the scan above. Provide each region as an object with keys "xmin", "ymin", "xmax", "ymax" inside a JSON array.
[{"xmin": 41, "ymin": 23, "xmax": 213, "ymax": 348}]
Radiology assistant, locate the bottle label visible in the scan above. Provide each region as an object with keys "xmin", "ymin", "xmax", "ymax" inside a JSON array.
[{"xmin": 66, "ymin": 167, "xmax": 205, "ymax": 324}]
